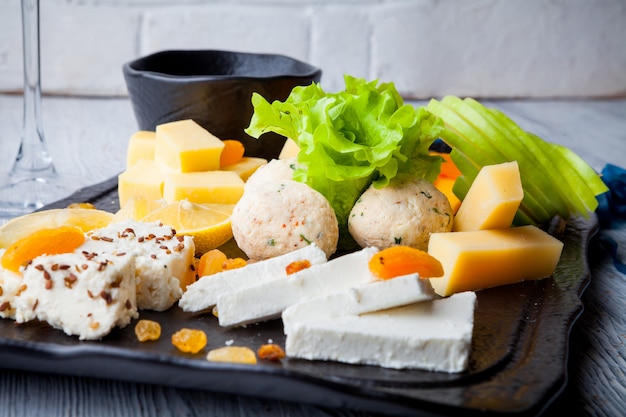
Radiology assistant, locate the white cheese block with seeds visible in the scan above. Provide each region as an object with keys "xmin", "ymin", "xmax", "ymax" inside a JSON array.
[
  {"xmin": 14, "ymin": 251, "xmax": 138, "ymax": 340},
  {"xmin": 0, "ymin": 249, "xmax": 23, "ymax": 320},
  {"xmin": 80, "ymin": 220, "xmax": 196, "ymax": 311}
]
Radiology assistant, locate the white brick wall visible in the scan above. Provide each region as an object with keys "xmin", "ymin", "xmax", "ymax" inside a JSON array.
[{"xmin": 0, "ymin": 0, "xmax": 625, "ymax": 99}]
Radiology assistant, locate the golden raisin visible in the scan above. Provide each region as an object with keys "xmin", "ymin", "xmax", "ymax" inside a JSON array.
[
  {"xmin": 285, "ymin": 260, "xmax": 311, "ymax": 275},
  {"xmin": 171, "ymin": 328, "xmax": 207, "ymax": 353},
  {"xmin": 207, "ymin": 346, "xmax": 257, "ymax": 364},
  {"xmin": 223, "ymin": 257, "xmax": 247, "ymax": 271},
  {"xmin": 134, "ymin": 319, "xmax": 161, "ymax": 342},
  {"xmin": 257, "ymin": 344, "xmax": 286, "ymax": 361}
]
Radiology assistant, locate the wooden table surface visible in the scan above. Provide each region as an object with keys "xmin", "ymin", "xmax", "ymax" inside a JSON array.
[{"xmin": 0, "ymin": 94, "xmax": 625, "ymax": 416}]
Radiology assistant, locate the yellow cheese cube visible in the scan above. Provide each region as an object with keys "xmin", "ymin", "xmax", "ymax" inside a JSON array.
[
  {"xmin": 163, "ymin": 171, "xmax": 244, "ymax": 204},
  {"xmin": 279, "ymin": 138, "xmax": 300, "ymax": 159},
  {"xmin": 155, "ymin": 119, "xmax": 225, "ymax": 172},
  {"xmin": 428, "ymin": 225, "xmax": 564, "ymax": 296},
  {"xmin": 126, "ymin": 131, "xmax": 156, "ymax": 168},
  {"xmin": 118, "ymin": 159, "xmax": 164, "ymax": 208},
  {"xmin": 221, "ymin": 157, "xmax": 268, "ymax": 181},
  {"xmin": 453, "ymin": 161, "xmax": 523, "ymax": 232}
]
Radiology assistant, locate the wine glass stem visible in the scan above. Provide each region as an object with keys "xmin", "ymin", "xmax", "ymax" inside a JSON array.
[{"xmin": 11, "ymin": 0, "xmax": 55, "ymax": 180}]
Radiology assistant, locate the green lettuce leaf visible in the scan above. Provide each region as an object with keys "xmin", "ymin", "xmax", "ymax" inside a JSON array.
[{"xmin": 246, "ymin": 75, "xmax": 444, "ymax": 248}]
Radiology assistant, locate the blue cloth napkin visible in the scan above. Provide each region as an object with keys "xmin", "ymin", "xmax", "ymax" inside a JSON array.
[{"xmin": 596, "ymin": 164, "xmax": 626, "ymax": 274}]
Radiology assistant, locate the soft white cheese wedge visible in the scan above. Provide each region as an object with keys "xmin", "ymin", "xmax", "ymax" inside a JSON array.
[
  {"xmin": 13, "ymin": 251, "xmax": 138, "ymax": 341},
  {"xmin": 0, "ymin": 249, "xmax": 23, "ymax": 320},
  {"xmin": 80, "ymin": 220, "xmax": 195, "ymax": 311},
  {"xmin": 281, "ymin": 273, "xmax": 437, "ymax": 332},
  {"xmin": 179, "ymin": 243, "xmax": 328, "ymax": 313},
  {"xmin": 285, "ymin": 291, "xmax": 477, "ymax": 372},
  {"xmin": 216, "ymin": 246, "xmax": 381, "ymax": 327}
]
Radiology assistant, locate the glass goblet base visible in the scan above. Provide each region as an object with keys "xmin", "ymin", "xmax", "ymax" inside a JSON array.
[{"xmin": 0, "ymin": 173, "xmax": 80, "ymax": 224}]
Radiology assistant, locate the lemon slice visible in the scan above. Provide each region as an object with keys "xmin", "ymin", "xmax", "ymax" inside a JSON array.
[
  {"xmin": 111, "ymin": 197, "xmax": 168, "ymax": 223},
  {"xmin": 141, "ymin": 200, "xmax": 235, "ymax": 256},
  {"xmin": 0, "ymin": 208, "xmax": 114, "ymax": 249}
]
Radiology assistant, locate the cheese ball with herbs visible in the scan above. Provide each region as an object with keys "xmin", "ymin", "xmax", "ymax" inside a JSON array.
[
  {"xmin": 244, "ymin": 157, "xmax": 300, "ymax": 190},
  {"xmin": 348, "ymin": 177, "xmax": 453, "ymax": 251},
  {"xmin": 231, "ymin": 180, "xmax": 339, "ymax": 261}
]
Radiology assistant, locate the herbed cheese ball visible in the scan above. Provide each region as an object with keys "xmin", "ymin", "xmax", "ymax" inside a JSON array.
[
  {"xmin": 231, "ymin": 180, "xmax": 338, "ymax": 261},
  {"xmin": 348, "ymin": 177, "xmax": 453, "ymax": 251},
  {"xmin": 244, "ymin": 157, "xmax": 300, "ymax": 190}
]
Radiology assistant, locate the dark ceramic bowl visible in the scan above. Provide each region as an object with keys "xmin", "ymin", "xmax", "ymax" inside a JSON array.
[{"xmin": 123, "ymin": 50, "xmax": 322, "ymax": 160}]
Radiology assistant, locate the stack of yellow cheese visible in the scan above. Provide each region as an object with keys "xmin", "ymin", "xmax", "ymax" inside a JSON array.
[
  {"xmin": 118, "ymin": 120, "xmax": 267, "ymax": 208},
  {"xmin": 428, "ymin": 161, "xmax": 564, "ymax": 296}
]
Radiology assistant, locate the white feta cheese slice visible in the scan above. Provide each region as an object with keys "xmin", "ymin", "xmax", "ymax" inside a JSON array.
[
  {"xmin": 216, "ymin": 246, "xmax": 381, "ymax": 327},
  {"xmin": 179, "ymin": 243, "xmax": 328, "ymax": 313},
  {"xmin": 13, "ymin": 251, "xmax": 138, "ymax": 341},
  {"xmin": 281, "ymin": 273, "xmax": 437, "ymax": 332},
  {"xmin": 80, "ymin": 220, "xmax": 195, "ymax": 311},
  {"xmin": 285, "ymin": 291, "xmax": 477, "ymax": 372},
  {"xmin": 0, "ymin": 249, "xmax": 23, "ymax": 320}
]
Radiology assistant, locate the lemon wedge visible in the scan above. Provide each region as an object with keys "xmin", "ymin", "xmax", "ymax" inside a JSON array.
[
  {"xmin": 141, "ymin": 200, "xmax": 235, "ymax": 256},
  {"xmin": 112, "ymin": 196, "xmax": 168, "ymax": 223},
  {"xmin": 0, "ymin": 208, "xmax": 114, "ymax": 249}
]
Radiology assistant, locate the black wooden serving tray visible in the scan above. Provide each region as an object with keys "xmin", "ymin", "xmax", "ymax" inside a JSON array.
[{"xmin": 0, "ymin": 177, "xmax": 597, "ymax": 416}]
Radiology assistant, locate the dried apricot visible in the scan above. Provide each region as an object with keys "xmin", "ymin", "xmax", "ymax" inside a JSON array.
[
  {"xmin": 207, "ymin": 346, "xmax": 257, "ymax": 364},
  {"xmin": 134, "ymin": 319, "xmax": 161, "ymax": 342},
  {"xmin": 219, "ymin": 140, "xmax": 245, "ymax": 167},
  {"xmin": 431, "ymin": 152, "xmax": 461, "ymax": 180},
  {"xmin": 257, "ymin": 344, "xmax": 286, "ymax": 361},
  {"xmin": 197, "ymin": 249, "xmax": 228, "ymax": 277},
  {"xmin": 1, "ymin": 226, "xmax": 85, "ymax": 273},
  {"xmin": 171, "ymin": 328, "xmax": 207, "ymax": 353},
  {"xmin": 285, "ymin": 260, "xmax": 311, "ymax": 275},
  {"xmin": 368, "ymin": 246, "xmax": 444, "ymax": 279},
  {"xmin": 222, "ymin": 257, "xmax": 247, "ymax": 271}
]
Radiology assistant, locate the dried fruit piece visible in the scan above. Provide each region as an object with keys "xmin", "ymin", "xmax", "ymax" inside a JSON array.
[
  {"xmin": 67, "ymin": 202, "xmax": 97, "ymax": 210},
  {"xmin": 257, "ymin": 344, "xmax": 286, "ymax": 361},
  {"xmin": 285, "ymin": 259, "xmax": 311, "ymax": 275},
  {"xmin": 0, "ymin": 208, "xmax": 113, "ymax": 249},
  {"xmin": 222, "ymin": 257, "xmax": 247, "ymax": 271},
  {"xmin": 1, "ymin": 226, "xmax": 86, "ymax": 273},
  {"xmin": 368, "ymin": 246, "xmax": 444, "ymax": 279},
  {"xmin": 171, "ymin": 328, "xmax": 207, "ymax": 353},
  {"xmin": 219, "ymin": 140, "xmax": 245, "ymax": 167},
  {"xmin": 134, "ymin": 319, "xmax": 161, "ymax": 342},
  {"xmin": 197, "ymin": 249, "xmax": 228, "ymax": 277},
  {"xmin": 431, "ymin": 151, "xmax": 462, "ymax": 180},
  {"xmin": 207, "ymin": 346, "xmax": 257, "ymax": 364}
]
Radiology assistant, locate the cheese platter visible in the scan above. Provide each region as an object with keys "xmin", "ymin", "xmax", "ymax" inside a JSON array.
[{"xmin": 0, "ymin": 175, "xmax": 597, "ymax": 416}]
